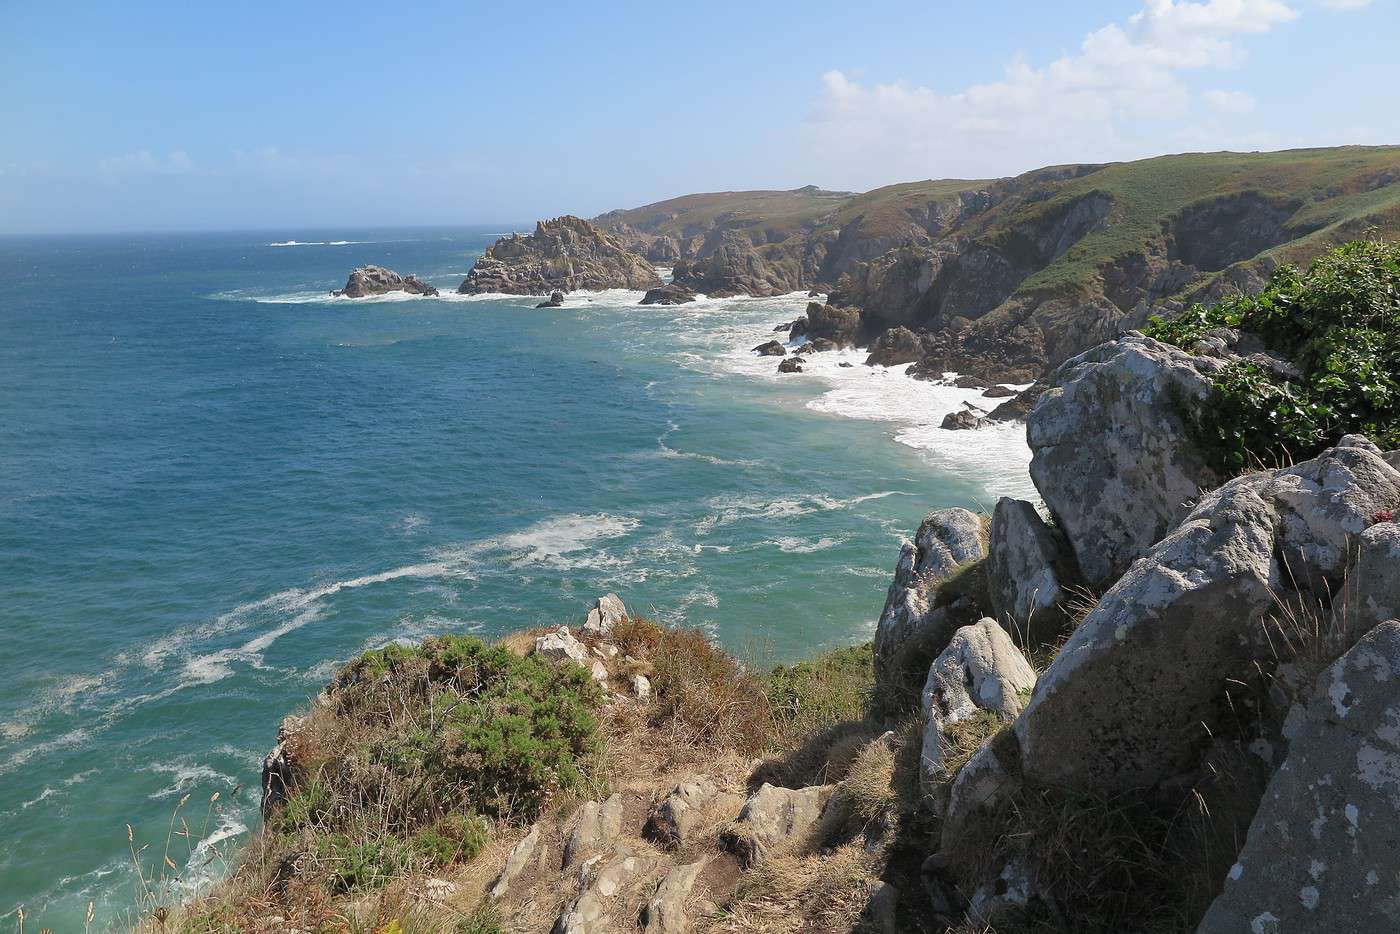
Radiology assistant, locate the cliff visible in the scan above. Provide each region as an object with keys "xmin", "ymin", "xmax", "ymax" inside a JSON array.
[
  {"xmin": 155, "ymin": 243, "xmax": 1400, "ymax": 934},
  {"xmin": 459, "ymin": 216, "xmax": 662, "ymax": 296},
  {"xmin": 598, "ymin": 146, "xmax": 1400, "ymax": 379}
]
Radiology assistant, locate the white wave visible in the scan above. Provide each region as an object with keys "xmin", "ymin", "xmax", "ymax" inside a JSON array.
[
  {"xmin": 267, "ymin": 240, "xmax": 368, "ymax": 247},
  {"xmin": 770, "ymin": 535, "xmax": 845, "ymax": 554},
  {"xmin": 145, "ymin": 760, "xmax": 237, "ymax": 799},
  {"xmin": 694, "ymin": 491, "xmax": 907, "ymax": 536}
]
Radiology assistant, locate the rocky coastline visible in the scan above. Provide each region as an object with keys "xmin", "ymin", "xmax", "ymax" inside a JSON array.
[{"xmin": 458, "ymin": 216, "xmax": 661, "ymax": 296}]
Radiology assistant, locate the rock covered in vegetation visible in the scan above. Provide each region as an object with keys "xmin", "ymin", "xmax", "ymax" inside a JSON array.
[
  {"xmin": 1196, "ymin": 620, "xmax": 1400, "ymax": 933},
  {"xmin": 332, "ymin": 264, "xmax": 439, "ymax": 298},
  {"xmin": 874, "ymin": 508, "xmax": 987, "ymax": 693},
  {"xmin": 986, "ymin": 497, "xmax": 1075, "ymax": 639},
  {"xmin": 1027, "ymin": 332, "xmax": 1224, "ymax": 589},
  {"xmin": 919, "ymin": 619, "xmax": 1035, "ymax": 791},
  {"xmin": 639, "ymin": 282, "xmax": 697, "ymax": 305},
  {"xmin": 458, "ymin": 216, "xmax": 661, "ymax": 295}
]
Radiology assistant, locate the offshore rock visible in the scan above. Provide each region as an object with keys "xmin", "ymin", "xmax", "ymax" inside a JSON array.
[
  {"xmin": 640, "ymin": 282, "xmax": 697, "ymax": 305},
  {"xmin": 535, "ymin": 290, "xmax": 565, "ymax": 308},
  {"xmin": 752, "ymin": 340, "xmax": 787, "ymax": 357},
  {"xmin": 333, "ymin": 264, "xmax": 439, "ymax": 298},
  {"xmin": 459, "ymin": 216, "xmax": 661, "ymax": 296}
]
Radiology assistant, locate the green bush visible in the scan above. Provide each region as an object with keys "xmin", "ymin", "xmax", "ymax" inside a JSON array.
[
  {"xmin": 1146, "ymin": 238, "xmax": 1400, "ymax": 472},
  {"xmin": 766, "ymin": 642, "xmax": 873, "ymax": 742}
]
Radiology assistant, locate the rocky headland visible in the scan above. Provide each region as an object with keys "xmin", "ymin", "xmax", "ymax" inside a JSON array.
[
  {"xmin": 332, "ymin": 264, "xmax": 440, "ymax": 298},
  {"xmin": 458, "ymin": 216, "xmax": 662, "ymax": 296}
]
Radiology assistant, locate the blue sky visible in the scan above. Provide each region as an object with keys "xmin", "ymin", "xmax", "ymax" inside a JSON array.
[{"xmin": 1, "ymin": 0, "xmax": 1394, "ymax": 233}]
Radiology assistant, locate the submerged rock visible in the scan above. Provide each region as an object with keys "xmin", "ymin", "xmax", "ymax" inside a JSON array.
[
  {"xmin": 777, "ymin": 357, "xmax": 804, "ymax": 373},
  {"xmin": 332, "ymin": 264, "xmax": 439, "ymax": 298}
]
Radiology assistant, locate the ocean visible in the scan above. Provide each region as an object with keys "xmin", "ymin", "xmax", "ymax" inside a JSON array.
[{"xmin": 0, "ymin": 227, "xmax": 1033, "ymax": 929}]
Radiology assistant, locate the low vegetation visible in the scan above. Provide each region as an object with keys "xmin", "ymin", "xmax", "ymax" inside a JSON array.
[{"xmin": 1147, "ymin": 237, "xmax": 1400, "ymax": 472}]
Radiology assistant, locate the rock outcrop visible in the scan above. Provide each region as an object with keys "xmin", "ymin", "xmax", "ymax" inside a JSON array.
[
  {"xmin": 1027, "ymin": 333, "xmax": 1224, "ymax": 590},
  {"xmin": 985, "ymin": 497, "xmax": 1075, "ymax": 639},
  {"xmin": 791, "ymin": 302, "xmax": 861, "ymax": 348},
  {"xmin": 919, "ymin": 619, "xmax": 1035, "ymax": 791},
  {"xmin": 874, "ymin": 508, "xmax": 987, "ymax": 695},
  {"xmin": 1014, "ymin": 439, "xmax": 1400, "ymax": 794},
  {"xmin": 671, "ymin": 230, "xmax": 799, "ymax": 297},
  {"xmin": 458, "ymin": 216, "xmax": 661, "ymax": 296},
  {"xmin": 723, "ymin": 783, "xmax": 833, "ymax": 866},
  {"xmin": 535, "ymin": 290, "xmax": 565, "ymax": 308},
  {"xmin": 332, "ymin": 265, "xmax": 439, "ymax": 298},
  {"xmin": 752, "ymin": 340, "xmax": 787, "ymax": 357},
  {"xmin": 1196, "ymin": 620, "xmax": 1400, "ymax": 933}
]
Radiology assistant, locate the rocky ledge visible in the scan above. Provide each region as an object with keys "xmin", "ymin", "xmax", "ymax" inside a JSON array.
[
  {"xmin": 639, "ymin": 282, "xmax": 697, "ymax": 306},
  {"xmin": 332, "ymin": 264, "xmax": 439, "ymax": 298},
  {"xmin": 458, "ymin": 216, "xmax": 662, "ymax": 296}
]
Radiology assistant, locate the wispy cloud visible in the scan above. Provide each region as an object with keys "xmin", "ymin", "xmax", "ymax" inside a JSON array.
[{"xmin": 802, "ymin": 0, "xmax": 1308, "ymax": 184}]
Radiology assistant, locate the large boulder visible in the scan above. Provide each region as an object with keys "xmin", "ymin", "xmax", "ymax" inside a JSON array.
[
  {"xmin": 986, "ymin": 497, "xmax": 1075, "ymax": 640},
  {"xmin": 1027, "ymin": 333, "xmax": 1224, "ymax": 590},
  {"xmin": 1014, "ymin": 440, "xmax": 1400, "ymax": 794},
  {"xmin": 332, "ymin": 264, "xmax": 439, "ymax": 298},
  {"xmin": 874, "ymin": 508, "xmax": 988, "ymax": 692},
  {"xmin": 582, "ymin": 593, "xmax": 628, "ymax": 636},
  {"xmin": 459, "ymin": 216, "xmax": 661, "ymax": 295},
  {"xmin": 920, "ymin": 619, "xmax": 1036, "ymax": 791},
  {"xmin": 1196, "ymin": 620, "xmax": 1400, "ymax": 934}
]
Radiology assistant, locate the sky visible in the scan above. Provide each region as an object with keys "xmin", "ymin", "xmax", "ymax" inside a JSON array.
[{"xmin": 1, "ymin": 0, "xmax": 1395, "ymax": 233}]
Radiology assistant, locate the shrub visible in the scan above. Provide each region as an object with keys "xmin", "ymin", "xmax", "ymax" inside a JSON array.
[
  {"xmin": 767, "ymin": 642, "xmax": 873, "ymax": 744},
  {"xmin": 1146, "ymin": 238, "xmax": 1400, "ymax": 472}
]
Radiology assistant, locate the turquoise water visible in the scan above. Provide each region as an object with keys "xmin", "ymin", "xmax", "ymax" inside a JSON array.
[{"xmin": 0, "ymin": 228, "xmax": 1032, "ymax": 929}]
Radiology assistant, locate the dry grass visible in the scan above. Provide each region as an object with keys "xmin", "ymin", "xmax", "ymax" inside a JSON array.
[{"xmin": 700, "ymin": 842, "xmax": 881, "ymax": 934}]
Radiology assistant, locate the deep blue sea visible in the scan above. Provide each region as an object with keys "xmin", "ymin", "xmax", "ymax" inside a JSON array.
[{"xmin": 0, "ymin": 227, "xmax": 1033, "ymax": 929}]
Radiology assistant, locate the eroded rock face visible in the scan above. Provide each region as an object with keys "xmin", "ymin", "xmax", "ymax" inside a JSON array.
[
  {"xmin": 920, "ymin": 619, "xmax": 1035, "ymax": 790},
  {"xmin": 260, "ymin": 714, "xmax": 304, "ymax": 816},
  {"xmin": 564, "ymin": 794, "xmax": 624, "ymax": 868},
  {"xmin": 1196, "ymin": 621, "xmax": 1400, "ymax": 934},
  {"xmin": 1015, "ymin": 441, "xmax": 1400, "ymax": 794},
  {"xmin": 535, "ymin": 626, "xmax": 592, "ymax": 667},
  {"xmin": 555, "ymin": 847, "xmax": 657, "ymax": 934},
  {"xmin": 1027, "ymin": 333, "xmax": 1224, "ymax": 590},
  {"xmin": 874, "ymin": 508, "xmax": 987, "ymax": 691},
  {"xmin": 986, "ymin": 497, "xmax": 1075, "ymax": 639},
  {"xmin": 459, "ymin": 216, "xmax": 661, "ymax": 296},
  {"xmin": 671, "ymin": 230, "xmax": 798, "ymax": 297},
  {"xmin": 333, "ymin": 265, "xmax": 439, "ymax": 298},
  {"xmin": 490, "ymin": 824, "xmax": 543, "ymax": 900}
]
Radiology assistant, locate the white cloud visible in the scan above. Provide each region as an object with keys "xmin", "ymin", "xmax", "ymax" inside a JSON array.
[
  {"xmin": 97, "ymin": 149, "xmax": 196, "ymax": 176},
  {"xmin": 1317, "ymin": 0, "xmax": 1372, "ymax": 8},
  {"xmin": 802, "ymin": 0, "xmax": 1301, "ymax": 185},
  {"xmin": 1203, "ymin": 88, "xmax": 1257, "ymax": 112}
]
